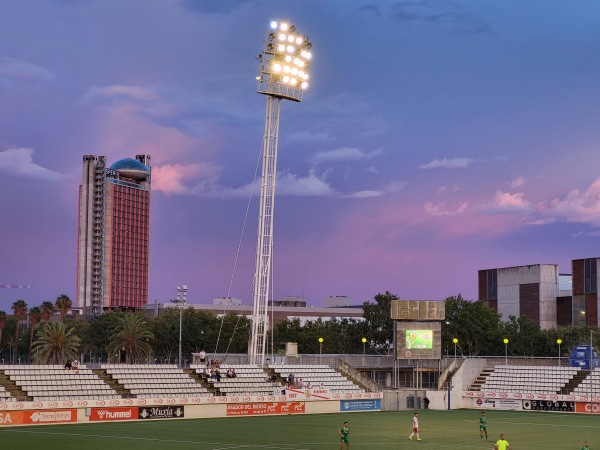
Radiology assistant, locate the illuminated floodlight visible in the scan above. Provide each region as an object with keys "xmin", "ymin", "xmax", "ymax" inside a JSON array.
[
  {"xmin": 257, "ymin": 19, "xmax": 313, "ymax": 98},
  {"xmin": 251, "ymin": 19, "xmax": 314, "ymax": 366}
]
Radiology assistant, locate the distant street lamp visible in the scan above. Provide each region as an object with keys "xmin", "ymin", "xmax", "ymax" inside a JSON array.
[
  {"xmin": 171, "ymin": 285, "xmax": 188, "ymax": 368},
  {"xmin": 503, "ymin": 338, "xmax": 509, "ymax": 364},
  {"xmin": 557, "ymin": 339, "xmax": 563, "ymax": 367},
  {"xmin": 362, "ymin": 337, "xmax": 367, "ymax": 356},
  {"xmin": 452, "ymin": 338, "xmax": 458, "ymax": 359},
  {"xmin": 318, "ymin": 337, "xmax": 323, "ymax": 361}
]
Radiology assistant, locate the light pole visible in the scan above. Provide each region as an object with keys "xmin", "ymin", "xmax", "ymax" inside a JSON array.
[
  {"xmin": 249, "ymin": 20, "xmax": 313, "ymax": 365},
  {"xmin": 170, "ymin": 285, "xmax": 187, "ymax": 368},
  {"xmin": 452, "ymin": 338, "xmax": 458, "ymax": 359},
  {"xmin": 557, "ymin": 338, "xmax": 562, "ymax": 367},
  {"xmin": 362, "ymin": 337, "xmax": 367, "ymax": 356},
  {"xmin": 318, "ymin": 337, "xmax": 323, "ymax": 361},
  {"xmin": 503, "ymin": 338, "xmax": 509, "ymax": 364}
]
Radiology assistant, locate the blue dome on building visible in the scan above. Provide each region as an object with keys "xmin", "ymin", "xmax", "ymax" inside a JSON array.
[{"xmin": 109, "ymin": 158, "xmax": 150, "ymax": 180}]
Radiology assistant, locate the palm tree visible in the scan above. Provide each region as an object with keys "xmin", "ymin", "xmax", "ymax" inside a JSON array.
[
  {"xmin": 40, "ymin": 301, "xmax": 55, "ymax": 323},
  {"xmin": 31, "ymin": 321, "xmax": 80, "ymax": 364},
  {"xmin": 11, "ymin": 299, "xmax": 28, "ymax": 363},
  {"xmin": 55, "ymin": 294, "xmax": 72, "ymax": 321},
  {"xmin": 108, "ymin": 313, "xmax": 154, "ymax": 364},
  {"xmin": 28, "ymin": 306, "xmax": 42, "ymax": 357},
  {"xmin": 0, "ymin": 311, "xmax": 6, "ymax": 353}
]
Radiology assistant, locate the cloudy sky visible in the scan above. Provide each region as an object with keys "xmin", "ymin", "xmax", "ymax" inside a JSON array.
[{"xmin": 1, "ymin": 0, "xmax": 600, "ymax": 311}]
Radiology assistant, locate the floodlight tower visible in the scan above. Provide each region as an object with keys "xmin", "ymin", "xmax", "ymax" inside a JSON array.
[{"xmin": 249, "ymin": 20, "xmax": 313, "ymax": 365}]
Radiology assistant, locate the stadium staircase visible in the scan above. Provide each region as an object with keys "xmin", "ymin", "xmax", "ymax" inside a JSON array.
[
  {"xmin": 561, "ymin": 369, "xmax": 589, "ymax": 394},
  {"xmin": 0, "ymin": 371, "xmax": 29, "ymax": 401},
  {"xmin": 94, "ymin": 369, "xmax": 130, "ymax": 398},
  {"xmin": 468, "ymin": 367, "xmax": 494, "ymax": 391},
  {"xmin": 335, "ymin": 358, "xmax": 382, "ymax": 392},
  {"xmin": 183, "ymin": 368, "xmax": 217, "ymax": 394}
]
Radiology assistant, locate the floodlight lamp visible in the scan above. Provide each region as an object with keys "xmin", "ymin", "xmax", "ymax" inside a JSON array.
[
  {"xmin": 301, "ymin": 81, "xmax": 308, "ymax": 89},
  {"xmin": 282, "ymin": 75, "xmax": 290, "ymax": 83},
  {"xmin": 290, "ymin": 78, "xmax": 297, "ymax": 85},
  {"xmin": 273, "ymin": 63, "xmax": 282, "ymax": 72},
  {"xmin": 304, "ymin": 42, "xmax": 312, "ymax": 50},
  {"xmin": 278, "ymin": 44, "xmax": 285, "ymax": 52},
  {"xmin": 287, "ymin": 45, "xmax": 294, "ymax": 53},
  {"xmin": 285, "ymin": 55, "xmax": 292, "ymax": 62},
  {"xmin": 296, "ymin": 37, "xmax": 303, "ymax": 45},
  {"xmin": 287, "ymin": 35, "xmax": 294, "ymax": 43},
  {"xmin": 289, "ymin": 25, "xmax": 296, "ymax": 32},
  {"xmin": 283, "ymin": 65, "xmax": 291, "ymax": 73},
  {"xmin": 267, "ymin": 43, "xmax": 275, "ymax": 51},
  {"xmin": 270, "ymin": 21, "xmax": 278, "ymax": 29},
  {"xmin": 278, "ymin": 33, "xmax": 286, "ymax": 41},
  {"xmin": 269, "ymin": 32, "xmax": 276, "ymax": 40},
  {"xmin": 280, "ymin": 23, "xmax": 289, "ymax": 31},
  {"xmin": 291, "ymin": 67, "xmax": 298, "ymax": 75}
]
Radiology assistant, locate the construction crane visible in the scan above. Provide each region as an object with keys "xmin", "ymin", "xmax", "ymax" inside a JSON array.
[{"xmin": 0, "ymin": 285, "xmax": 32, "ymax": 289}]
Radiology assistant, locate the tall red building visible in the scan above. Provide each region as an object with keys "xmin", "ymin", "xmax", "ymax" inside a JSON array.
[{"xmin": 77, "ymin": 154, "xmax": 151, "ymax": 314}]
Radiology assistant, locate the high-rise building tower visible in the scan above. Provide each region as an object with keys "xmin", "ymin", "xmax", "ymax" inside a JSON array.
[{"xmin": 77, "ymin": 154, "xmax": 151, "ymax": 314}]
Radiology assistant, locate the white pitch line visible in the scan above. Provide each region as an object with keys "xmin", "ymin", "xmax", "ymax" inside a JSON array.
[
  {"xmin": 461, "ymin": 419, "xmax": 599, "ymax": 429},
  {"xmin": 2, "ymin": 429, "xmax": 309, "ymax": 449}
]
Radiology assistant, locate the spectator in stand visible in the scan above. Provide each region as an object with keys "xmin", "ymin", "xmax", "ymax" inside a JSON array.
[
  {"xmin": 64, "ymin": 360, "xmax": 72, "ymax": 370},
  {"xmin": 288, "ymin": 372, "xmax": 295, "ymax": 384},
  {"xmin": 199, "ymin": 350, "xmax": 206, "ymax": 364},
  {"xmin": 305, "ymin": 381, "xmax": 312, "ymax": 389},
  {"xmin": 226, "ymin": 368, "xmax": 237, "ymax": 378}
]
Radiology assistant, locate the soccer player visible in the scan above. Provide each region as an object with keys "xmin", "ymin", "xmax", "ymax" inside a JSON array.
[
  {"xmin": 581, "ymin": 441, "xmax": 589, "ymax": 450},
  {"xmin": 409, "ymin": 412, "xmax": 421, "ymax": 441},
  {"xmin": 479, "ymin": 411, "xmax": 488, "ymax": 440},
  {"xmin": 494, "ymin": 433, "xmax": 510, "ymax": 450},
  {"xmin": 338, "ymin": 421, "xmax": 350, "ymax": 450}
]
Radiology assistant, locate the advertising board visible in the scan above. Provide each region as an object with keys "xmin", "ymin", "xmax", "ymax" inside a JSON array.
[
  {"xmin": 226, "ymin": 402, "xmax": 305, "ymax": 416},
  {"xmin": 90, "ymin": 407, "xmax": 138, "ymax": 421},
  {"xmin": 0, "ymin": 409, "xmax": 77, "ymax": 426},
  {"xmin": 340, "ymin": 399, "xmax": 381, "ymax": 411},
  {"xmin": 473, "ymin": 398, "xmax": 522, "ymax": 410}
]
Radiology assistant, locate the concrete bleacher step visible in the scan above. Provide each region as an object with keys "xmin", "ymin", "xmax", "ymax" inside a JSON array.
[
  {"xmin": 184, "ymin": 369, "xmax": 216, "ymax": 393},
  {"xmin": 562, "ymin": 369, "xmax": 589, "ymax": 394},
  {"xmin": 469, "ymin": 368, "xmax": 494, "ymax": 391},
  {"xmin": 0, "ymin": 371, "xmax": 30, "ymax": 401},
  {"xmin": 95, "ymin": 369, "xmax": 129, "ymax": 398}
]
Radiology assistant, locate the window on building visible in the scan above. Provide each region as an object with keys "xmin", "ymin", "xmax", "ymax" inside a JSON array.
[
  {"xmin": 487, "ymin": 269, "xmax": 498, "ymax": 300},
  {"xmin": 584, "ymin": 258, "xmax": 597, "ymax": 294}
]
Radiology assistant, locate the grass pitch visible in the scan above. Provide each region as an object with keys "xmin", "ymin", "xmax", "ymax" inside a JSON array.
[{"xmin": 2, "ymin": 409, "xmax": 599, "ymax": 449}]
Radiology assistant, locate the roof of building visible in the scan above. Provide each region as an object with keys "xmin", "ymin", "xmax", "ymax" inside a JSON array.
[{"xmin": 109, "ymin": 158, "xmax": 150, "ymax": 179}]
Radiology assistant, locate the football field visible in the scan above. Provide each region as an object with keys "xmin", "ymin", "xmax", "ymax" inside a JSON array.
[{"xmin": 1, "ymin": 409, "xmax": 599, "ymax": 449}]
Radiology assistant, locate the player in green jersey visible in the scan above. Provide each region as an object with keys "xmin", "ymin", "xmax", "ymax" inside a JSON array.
[
  {"xmin": 338, "ymin": 421, "xmax": 350, "ymax": 450},
  {"xmin": 581, "ymin": 441, "xmax": 589, "ymax": 450},
  {"xmin": 479, "ymin": 411, "xmax": 488, "ymax": 440}
]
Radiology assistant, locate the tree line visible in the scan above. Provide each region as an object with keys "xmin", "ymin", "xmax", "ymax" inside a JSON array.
[{"xmin": 0, "ymin": 292, "xmax": 597, "ymax": 364}]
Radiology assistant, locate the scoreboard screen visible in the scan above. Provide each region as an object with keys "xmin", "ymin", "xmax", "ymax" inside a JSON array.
[{"xmin": 395, "ymin": 321, "xmax": 441, "ymax": 360}]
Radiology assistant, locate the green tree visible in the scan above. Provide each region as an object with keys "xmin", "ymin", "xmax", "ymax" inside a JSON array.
[
  {"xmin": 107, "ymin": 313, "xmax": 154, "ymax": 363},
  {"xmin": 87, "ymin": 311, "xmax": 125, "ymax": 362},
  {"xmin": 40, "ymin": 301, "xmax": 55, "ymax": 323},
  {"xmin": 32, "ymin": 321, "xmax": 81, "ymax": 364},
  {"xmin": 443, "ymin": 295, "xmax": 502, "ymax": 356},
  {"xmin": 11, "ymin": 299, "xmax": 28, "ymax": 363},
  {"xmin": 0, "ymin": 311, "xmax": 6, "ymax": 353},
  {"xmin": 55, "ymin": 294, "xmax": 72, "ymax": 321},
  {"xmin": 363, "ymin": 291, "xmax": 398, "ymax": 355},
  {"xmin": 28, "ymin": 306, "xmax": 42, "ymax": 357}
]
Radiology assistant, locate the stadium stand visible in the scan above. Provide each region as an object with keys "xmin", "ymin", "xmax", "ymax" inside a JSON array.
[
  {"xmin": 269, "ymin": 364, "xmax": 365, "ymax": 394},
  {"xmin": 0, "ymin": 385, "xmax": 15, "ymax": 402},
  {"xmin": 475, "ymin": 365, "xmax": 580, "ymax": 394},
  {"xmin": 1, "ymin": 364, "xmax": 120, "ymax": 401},
  {"xmin": 103, "ymin": 364, "xmax": 212, "ymax": 398},
  {"xmin": 190, "ymin": 364, "xmax": 276, "ymax": 396}
]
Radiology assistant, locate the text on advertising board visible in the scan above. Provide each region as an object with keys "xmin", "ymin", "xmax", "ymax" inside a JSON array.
[
  {"xmin": 138, "ymin": 406, "xmax": 184, "ymax": 419},
  {"xmin": 0, "ymin": 409, "xmax": 77, "ymax": 426},
  {"xmin": 226, "ymin": 402, "xmax": 305, "ymax": 416},
  {"xmin": 90, "ymin": 407, "xmax": 137, "ymax": 421}
]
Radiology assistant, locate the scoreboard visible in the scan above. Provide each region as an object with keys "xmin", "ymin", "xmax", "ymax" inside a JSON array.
[{"xmin": 390, "ymin": 300, "xmax": 445, "ymax": 321}]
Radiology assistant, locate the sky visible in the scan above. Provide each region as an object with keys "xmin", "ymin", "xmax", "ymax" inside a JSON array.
[{"xmin": 1, "ymin": 0, "xmax": 600, "ymax": 312}]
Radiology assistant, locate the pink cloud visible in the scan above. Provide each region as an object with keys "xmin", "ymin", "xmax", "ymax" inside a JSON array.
[
  {"xmin": 540, "ymin": 177, "xmax": 600, "ymax": 227},
  {"xmin": 479, "ymin": 191, "xmax": 533, "ymax": 214},
  {"xmin": 424, "ymin": 201, "xmax": 469, "ymax": 216},
  {"xmin": 508, "ymin": 176, "xmax": 527, "ymax": 188},
  {"xmin": 152, "ymin": 162, "xmax": 220, "ymax": 195}
]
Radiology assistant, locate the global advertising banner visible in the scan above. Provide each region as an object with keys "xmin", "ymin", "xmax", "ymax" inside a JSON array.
[
  {"xmin": 473, "ymin": 398, "xmax": 522, "ymax": 410},
  {"xmin": 0, "ymin": 409, "xmax": 77, "ymax": 426},
  {"xmin": 340, "ymin": 399, "xmax": 381, "ymax": 411},
  {"xmin": 523, "ymin": 400, "xmax": 575, "ymax": 412},
  {"xmin": 226, "ymin": 402, "xmax": 305, "ymax": 416},
  {"xmin": 90, "ymin": 407, "xmax": 138, "ymax": 421}
]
